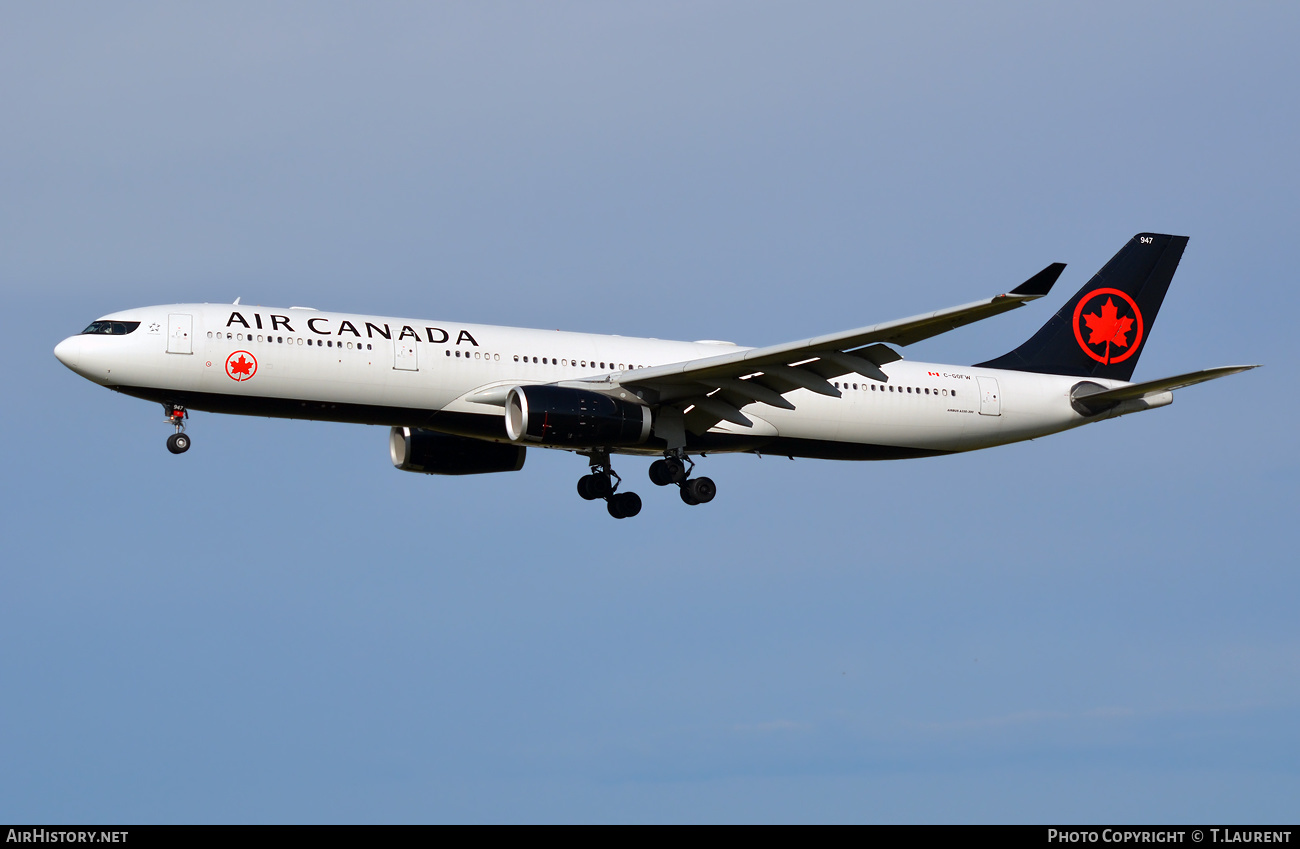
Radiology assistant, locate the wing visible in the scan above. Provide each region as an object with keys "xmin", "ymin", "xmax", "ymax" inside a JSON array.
[{"xmin": 619, "ymin": 263, "xmax": 1065, "ymax": 436}]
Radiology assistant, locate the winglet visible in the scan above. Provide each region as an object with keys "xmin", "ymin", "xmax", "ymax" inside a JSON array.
[{"xmin": 1007, "ymin": 263, "xmax": 1066, "ymax": 298}]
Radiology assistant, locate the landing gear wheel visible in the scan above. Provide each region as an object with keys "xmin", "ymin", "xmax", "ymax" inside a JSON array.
[
  {"xmin": 680, "ymin": 485, "xmax": 699, "ymax": 506},
  {"xmin": 650, "ymin": 457, "xmax": 689, "ymax": 486},
  {"xmin": 166, "ymin": 433, "xmax": 191, "ymax": 454},
  {"xmin": 685, "ymin": 476, "xmax": 715, "ymax": 504},
  {"xmin": 649, "ymin": 459, "xmax": 674, "ymax": 487},
  {"xmin": 578, "ymin": 473, "xmax": 614, "ymax": 500},
  {"xmin": 607, "ymin": 491, "xmax": 642, "ymax": 519}
]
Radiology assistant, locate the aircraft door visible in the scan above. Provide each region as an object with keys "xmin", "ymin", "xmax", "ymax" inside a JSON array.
[
  {"xmin": 977, "ymin": 376, "xmax": 1001, "ymax": 416},
  {"xmin": 394, "ymin": 339, "xmax": 418, "ymax": 371},
  {"xmin": 167, "ymin": 314, "xmax": 193, "ymax": 354}
]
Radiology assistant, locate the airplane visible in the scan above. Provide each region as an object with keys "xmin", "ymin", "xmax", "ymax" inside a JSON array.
[{"xmin": 54, "ymin": 233, "xmax": 1256, "ymax": 518}]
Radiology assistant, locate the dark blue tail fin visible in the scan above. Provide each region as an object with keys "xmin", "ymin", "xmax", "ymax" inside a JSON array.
[{"xmin": 976, "ymin": 233, "xmax": 1188, "ymax": 381}]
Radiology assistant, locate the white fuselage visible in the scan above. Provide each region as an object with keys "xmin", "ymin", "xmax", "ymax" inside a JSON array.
[{"xmin": 55, "ymin": 303, "xmax": 1170, "ymax": 460}]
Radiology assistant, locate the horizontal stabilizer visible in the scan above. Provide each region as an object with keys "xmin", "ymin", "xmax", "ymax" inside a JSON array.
[{"xmin": 1071, "ymin": 365, "xmax": 1259, "ymax": 414}]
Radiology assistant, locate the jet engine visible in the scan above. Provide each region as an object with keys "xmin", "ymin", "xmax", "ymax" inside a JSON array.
[
  {"xmin": 505, "ymin": 385, "xmax": 651, "ymax": 447},
  {"xmin": 389, "ymin": 427, "xmax": 526, "ymax": 475}
]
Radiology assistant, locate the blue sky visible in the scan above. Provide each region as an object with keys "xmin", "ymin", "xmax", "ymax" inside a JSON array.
[{"xmin": 1, "ymin": 3, "xmax": 1296, "ymax": 823}]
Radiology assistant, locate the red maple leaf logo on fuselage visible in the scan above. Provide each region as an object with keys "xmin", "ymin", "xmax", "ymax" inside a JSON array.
[{"xmin": 225, "ymin": 351, "xmax": 257, "ymax": 381}]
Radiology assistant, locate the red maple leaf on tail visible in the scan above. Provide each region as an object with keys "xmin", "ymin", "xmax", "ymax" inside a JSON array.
[{"xmin": 1082, "ymin": 297, "xmax": 1134, "ymax": 363}]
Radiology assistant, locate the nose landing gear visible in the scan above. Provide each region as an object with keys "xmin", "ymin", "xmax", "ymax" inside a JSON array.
[
  {"xmin": 164, "ymin": 404, "xmax": 190, "ymax": 454},
  {"xmin": 577, "ymin": 453, "xmax": 642, "ymax": 519},
  {"xmin": 649, "ymin": 453, "xmax": 716, "ymax": 506}
]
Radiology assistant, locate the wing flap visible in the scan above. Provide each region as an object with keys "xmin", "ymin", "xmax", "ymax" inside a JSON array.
[
  {"xmin": 691, "ymin": 395, "xmax": 753, "ymax": 428},
  {"xmin": 697, "ymin": 377, "xmax": 797, "ymax": 410}
]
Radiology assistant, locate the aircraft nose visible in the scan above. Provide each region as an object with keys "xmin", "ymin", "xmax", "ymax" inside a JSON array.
[{"xmin": 54, "ymin": 336, "xmax": 81, "ymax": 370}]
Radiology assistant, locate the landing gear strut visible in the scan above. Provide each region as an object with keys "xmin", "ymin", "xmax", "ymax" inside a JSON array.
[
  {"xmin": 164, "ymin": 404, "xmax": 190, "ymax": 454},
  {"xmin": 649, "ymin": 452, "xmax": 716, "ymax": 506},
  {"xmin": 577, "ymin": 453, "xmax": 642, "ymax": 519}
]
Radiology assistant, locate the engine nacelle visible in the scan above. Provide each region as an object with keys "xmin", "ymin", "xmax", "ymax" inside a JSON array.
[
  {"xmin": 505, "ymin": 385, "xmax": 651, "ymax": 447},
  {"xmin": 389, "ymin": 427, "xmax": 526, "ymax": 475}
]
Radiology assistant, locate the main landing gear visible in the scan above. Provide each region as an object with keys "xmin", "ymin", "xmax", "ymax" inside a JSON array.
[
  {"xmin": 577, "ymin": 454, "xmax": 642, "ymax": 519},
  {"xmin": 164, "ymin": 404, "xmax": 191, "ymax": 454},
  {"xmin": 648, "ymin": 453, "xmax": 716, "ymax": 506},
  {"xmin": 577, "ymin": 451, "xmax": 715, "ymax": 518}
]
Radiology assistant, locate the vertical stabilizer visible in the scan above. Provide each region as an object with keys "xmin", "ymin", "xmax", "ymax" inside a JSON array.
[{"xmin": 976, "ymin": 233, "xmax": 1187, "ymax": 381}]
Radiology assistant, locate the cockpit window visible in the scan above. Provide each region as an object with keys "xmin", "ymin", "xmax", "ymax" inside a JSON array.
[{"xmin": 81, "ymin": 321, "xmax": 141, "ymax": 336}]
